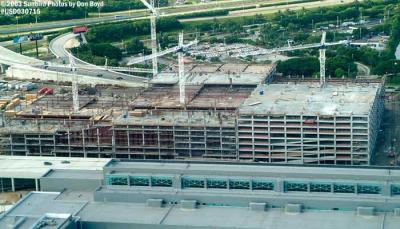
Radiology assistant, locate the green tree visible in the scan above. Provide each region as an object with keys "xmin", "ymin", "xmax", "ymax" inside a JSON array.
[
  {"xmin": 277, "ymin": 57, "xmax": 319, "ymax": 76},
  {"xmin": 334, "ymin": 68, "xmax": 346, "ymax": 78},
  {"xmin": 373, "ymin": 60, "xmax": 400, "ymax": 75},
  {"xmin": 126, "ymin": 38, "xmax": 146, "ymax": 54}
]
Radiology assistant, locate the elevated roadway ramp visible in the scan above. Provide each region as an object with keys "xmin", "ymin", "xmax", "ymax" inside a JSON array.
[
  {"xmin": 49, "ymin": 33, "xmax": 80, "ymax": 61},
  {"xmin": 0, "ymin": 46, "xmax": 44, "ymax": 66},
  {"xmin": 6, "ymin": 64, "xmax": 145, "ymax": 87},
  {"xmin": 0, "ymin": 37, "xmax": 147, "ymax": 86},
  {"xmin": 49, "ymin": 32, "xmax": 149, "ymax": 82}
]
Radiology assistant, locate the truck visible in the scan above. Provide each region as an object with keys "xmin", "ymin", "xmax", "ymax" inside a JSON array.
[
  {"xmin": 72, "ymin": 26, "xmax": 88, "ymax": 34},
  {"xmin": 38, "ymin": 87, "xmax": 54, "ymax": 95}
]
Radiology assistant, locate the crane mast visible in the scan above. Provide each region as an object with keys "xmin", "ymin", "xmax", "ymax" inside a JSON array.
[
  {"xmin": 68, "ymin": 53, "xmax": 79, "ymax": 113},
  {"xmin": 140, "ymin": 0, "xmax": 159, "ymax": 77},
  {"xmin": 178, "ymin": 32, "xmax": 185, "ymax": 105},
  {"xmin": 150, "ymin": 15, "xmax": 158, "ymax": 76},
  {"xmin": 319, "ymin": 31, "xmax": 327, "ymax": 87}
]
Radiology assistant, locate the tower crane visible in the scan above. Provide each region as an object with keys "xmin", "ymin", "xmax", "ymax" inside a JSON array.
[
  {"xmin": 139, "ymin": 0, "xmax": 159, "ymax": 77},
  {"xmin": 178, "ymin": 32, "xmax": 185, "ymax": 105},
  {"xmin": 319, "ymin": 31, "xmax": 327, "ymax": 87},
  {"xmin": 126, "ymin": 38, "xmax": 198, "ymax": 66},
  {"xmin": 237, "ymin": 31, "xmax": 349, "ymax": 87},
  {"xmin": 68, "ymin": 53, "xmax": 79, "ymax": 113}
]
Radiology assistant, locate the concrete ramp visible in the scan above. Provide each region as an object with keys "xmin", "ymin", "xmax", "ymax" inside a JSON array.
[
  {"xmin": 0, "ymin": 46, "xmax": 44, "ymax": 66},
  {"xmin": 80, "ymin": 33, "xmax": 88, "ymax": 44},
  {"xmin": 6, "ymin": 65, "xmax": 145, "ymax": 87}
]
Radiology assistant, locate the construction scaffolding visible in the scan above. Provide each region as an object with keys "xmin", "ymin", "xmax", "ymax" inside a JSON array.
[{"xmin": 0, "ymin": 63, "xmax": 385, "ymax": 165}]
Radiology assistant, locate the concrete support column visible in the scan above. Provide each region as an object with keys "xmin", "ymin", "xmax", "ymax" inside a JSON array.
[
  {"xmin": 82, "ymin": 129, "xmax": 86, "ymax": 157},
  {"xmin": 382, "ymin": 181, "xmax": 391, "ymax": 197},
  {"xmin": 11, "ymin": 178, "xmax": 15, "ymax": 192},
  {"xmin": 35, "ymin": 179, "xmax": 39, "ymax": 191},
  {"xmin": 67, "ymin": 129, "xmax": 71, "ymax": 157},
  {"xmin": 96, "ymin": 128, "xmax": 100, "ymax": 155},
  {"xmin": 276, "ymin": 178, "xmax": 284, "ymax": 193},
  {"xmin": 173, "ymin": 175, "xmax": 182, "ymax": 189},
  {"xmin": 127, "ymin": 176, "xmax": 131, "ymax": 186},
  {"xmin": 157, "ymin": 127, "xmax": 161, "ymax": 160},
  {"xmin": 111, "ymin": 128, "xmax": 116, "ymax": 157}
]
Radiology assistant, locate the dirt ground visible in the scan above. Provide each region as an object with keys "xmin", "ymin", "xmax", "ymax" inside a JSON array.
[{"xmin": 0, "ymin": 191, "xmax": 29, "ymax": 205}]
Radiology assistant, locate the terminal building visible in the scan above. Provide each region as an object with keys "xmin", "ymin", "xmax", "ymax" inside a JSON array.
[
  {"xmin": 0, "ymin": 158, "xmax": 399, "ymax": 228},
  {"xmin": 0, "ymin": 63, "xmax": 384, "ymax": 165}
]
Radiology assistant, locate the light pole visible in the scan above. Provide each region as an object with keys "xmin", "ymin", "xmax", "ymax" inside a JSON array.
[
  {"xmin": 16, "ymin": 16, "xmax": 19, "ymax": 34},
  {"xmin": 16, "ymin": 16, "xmax": 22, "ymax": 54}
]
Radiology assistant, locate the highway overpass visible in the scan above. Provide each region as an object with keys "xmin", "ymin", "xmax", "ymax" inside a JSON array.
[
  {"xmin": 0, "ymin": 39, "xmax": 147, "ymax": 86},
  {"xmin": 49, "ymin": 32, "xmax": 150, "ymax": 81}
]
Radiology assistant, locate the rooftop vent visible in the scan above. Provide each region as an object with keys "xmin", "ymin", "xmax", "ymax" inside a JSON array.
[
  {"xmin": 285, "ymin": 204, "xmax": 303, "ymax": 214},
  {"xmin": 147, "ymin": 199, "xmax": 164, "ymax": 208},
  {"xmin": 394, "ymin": 208, "xmax": 400, "ymax": 217},
  {"xmin": 357, "ymin": 207, "xmax": 375, "ymax": 216},
  {"xmin": 249, "ymin": 202, "xmax": 267, "ymax": 212},
  {"xmin": 180, "ymin": 200, "xmax": 197, "ymax": 210}
]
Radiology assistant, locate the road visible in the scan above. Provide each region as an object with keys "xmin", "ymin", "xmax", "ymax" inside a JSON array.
[
  {"xmin": 49, "ymin": 32, "xmax": 147, "ymax": 83},
  {"xmin": 0, "ymin": 45, "xmax": 43, "ymax": 66},
  {"xmin": 181, "ymin": 0, "xmax": 357, "ymax": 22},
  {"xmin": 0, "ymin": 0, "xmax": 350, "ymax": 35},
  {"xmin": 0, "ymin": 33, "xmax": 147, "ymax": 84},
  {"xmin": 41, "ymin": 66, "xmax": 146, "ymax": 83},
  {"xmin": 0, "ymin": 13, "xmax": 143, "ymax": 35},
  {"xmin": 355, "ymin": 62, "xmax": 371, "ymax": 76},
  {"xmin": 49, "ymin": 33, "xmax": 80, "ymax": 60}
]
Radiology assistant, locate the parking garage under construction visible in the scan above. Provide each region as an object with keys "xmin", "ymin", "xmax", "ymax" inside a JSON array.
[{"xmin": 0, "ymin": 63, "xmax": 385, "ymax": 165}]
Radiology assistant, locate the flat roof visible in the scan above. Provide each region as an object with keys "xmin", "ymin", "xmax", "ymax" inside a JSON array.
[
  {"xmin": 2, "ymin": 191, "xmax": 400, "ymax": 229},
  {"xmin": 151, "ymin": 64, "xmax": 275, "ymax": 86},
  {"xmin": 0, "ymin": 156, "xmax": 111, "ymax": 179},
  {"xmin": 132, "ymin": 84, "xmax": 254, "ymax": 110},
  {"xmin": 151, "ymin": 72, "xmax": 267, "ymax": 86},
  {"xmin": 240, "ymin": 83, "xmax": 381, "ymax": 116},
  {"xmin": 43, "ymin": 169, "xmax": 103, "ymax": 180},
  {"xmin": 113, "ymin": 110, "xmax": 236, "ymax": 127},
  {"xmin": 0, "ymin": 192, "xmax": 86, "ymax": 229},
  {"xmin": 106, "ymin": 161, "xmax": 400, "ymax": 180}
]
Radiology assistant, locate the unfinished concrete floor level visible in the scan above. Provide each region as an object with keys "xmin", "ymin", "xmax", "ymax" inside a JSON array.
[
  {"xmin": 0, "ymin": 111, "xmax": 238, "ymax": 160},
  {"xmin": 0, "ymin": 65, "xmax": 385, "ymax": 165}
]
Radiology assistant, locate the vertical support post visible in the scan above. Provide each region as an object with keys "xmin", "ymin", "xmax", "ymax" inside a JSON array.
[
  {"xmin": 11, "ymin": 178, "xmax": 15, "ymax": 192},
  {"xmin": 35, "ymin": 40, "xmax": 39, "ymax": 58},
  {"xmin": 82, "ymin": 129, "xmax": 86, "ymax": 157},
  {"xmin": 112, "ymin": 127, "xmax": 116, "ymax": 158},
  {"xmin": 67, "ymin": 129, "xmax": 71, "ymax": 157},
  {"xmin": 19, "ymin": 43, "xmax": 22, "ymax": 54},
  {"xmin": 35, "ymin": 179, "xmax": 39, "ymax": 191}
]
